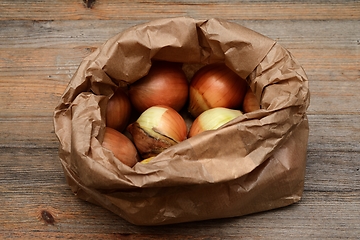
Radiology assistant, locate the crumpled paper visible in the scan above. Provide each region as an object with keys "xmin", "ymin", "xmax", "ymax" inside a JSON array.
[{"xmin": 53, "ymin": 17, "xmax": 310, "ymax": 225}]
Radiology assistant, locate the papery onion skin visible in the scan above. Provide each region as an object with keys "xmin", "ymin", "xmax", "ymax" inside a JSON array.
[
  {"xmin": 188, "ymin": 107, "xmax": 243, "ymax": 138},
  {"xmin": 102, "ymin": 127, "xmax": 140, "ymax": 167},
  {"xmin": 242, "ymin": 87, "xmax": 261, "ymax": 113},
  {"xmin": 129, "ymin": 61, "xmax": 189, "ymax": 113},
  {"xmin": 106, "ymin": 88, "xmax": 131, "ymax": 132},
  {"xmin": 127, "ymin": 105, "xmax": 187, "ymax": 159},
  {"xmin": 188, "ymin": 63, "xmax": 248, "ymax": 117}
]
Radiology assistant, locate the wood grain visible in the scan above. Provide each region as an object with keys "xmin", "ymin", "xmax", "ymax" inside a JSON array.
[
  {"xmin": 1, "ymin": 0, "xmax": 359, "ymax": 21},
  {"xmin": 1, "ymin": 0, "xmax": 359, "ymax": 238},
  {"xmin": 0, "ymin": 148, "xmax": 358, "ymax": 239}
]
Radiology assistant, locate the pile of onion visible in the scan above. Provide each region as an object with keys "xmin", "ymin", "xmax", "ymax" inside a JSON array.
[{"xmin": 100, "ymin": 61, "xmax": 261, "ymax": 166}]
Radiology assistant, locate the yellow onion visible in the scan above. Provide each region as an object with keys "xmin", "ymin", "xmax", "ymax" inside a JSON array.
[
  {"xmin": 127, "ymin": 105, "xmax": 187, "ymax": 159},
  {"xmin": 242, "ymin": 87, "xmax": 261, "ymax": 113},
  {"xmin": 188, "ymin": 107, "xmax": 242, "ymax": 138},
  {"xmin": 102, "ymin": 127, "xmax": 140, "ymax": 167},
  {"xmin": 129, "ymin": 61, "xmax": 189, "ymax": 113},
  {"xmin": 105, "ymin": 88, "xmax": 131, "ymax": 132},
  {"xmin": 188, "ymin": 63, "xmax": 248, "ymax": 117}
]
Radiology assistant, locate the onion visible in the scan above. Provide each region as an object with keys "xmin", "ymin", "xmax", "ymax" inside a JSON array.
[
  {"xmin": 188, "ymin": 63, "xmax": 248, "ymax": 117},
  {"xmin": 242, "ymin": 87, "xmax": 261, "ymax": 113},
  {"xmin": 106, "ymin": 88, "xmax": 131, "ymax": 132},
  {"xmin": 188, "ymin": 107, "xmax": 242, "ymax": 138},
  {"xmin": 127, "ymin": 105, "xmax": 187, "ymax": 159},
  {"xmin": 128, "ymin": 61, "xmax": 189, "ymax": 113},
  {"xmin": 102, "ymin": 127, "xmax": 140, "ymax": 167}
]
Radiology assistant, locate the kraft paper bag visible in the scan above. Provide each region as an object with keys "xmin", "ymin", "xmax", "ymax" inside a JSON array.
[{"xmin": 54, "ymin": 17, "xmax": 310, "ymax": 225}]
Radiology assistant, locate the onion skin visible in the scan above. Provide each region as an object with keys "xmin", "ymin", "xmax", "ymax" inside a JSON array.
[
  {"xmin": 129, "ymin": 61, "xmax": 189, "ymax": 113},
  {"xmin": 242, "ymin": 88, "xmax": 261, "ymax": 113},
  {"xmin": 106, "ymin": 89, "xmax": 131, "ymax": 132},
  {"xmin": 188, "ymin": 63, "xmax": 248, "ymax": 117},
  {"xmin": 188, "ymin": 107, "xmax": 242, "ymax": 138},
  {"xmin": 127, "ymin": 105, "xmax": 187, "ymax": 159},
  {"xmin": 102, "ymin": 127, "xmax": 140, "ymax": 167}
]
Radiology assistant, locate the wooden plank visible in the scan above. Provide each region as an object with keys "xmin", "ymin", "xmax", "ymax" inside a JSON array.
[
  {"xmin": 0, "ymin": 48, "xmax": 89, "ymax": 75},
  {"xmin": 0, "ymin": 20, "xmax": 140, "ymax": 49},
  {"xmin": 2, "ymin": 188, "xmax": 359, "ymax": 239},
  {"xmin": 0, "ymin": 118, "xmax": 58, "ymax": 148},
  {"xmin": 0, "ymin": 45, "xmax": 357, "ymax": 83},
  {"xmin": 0, "ymin": 0, "xmax": 359, "ymax": 21},
  {"xmin": 1, "ymin": 19, "xmax": 359, "ymax": 49},
  {"xmin": 0, "ymin": 76, "xmax": 69, "ymax": 118},
  {"xmin": 306, "ymin": 148, "xmax": 360, "ymax": 192},
  {"xmin": 306, "ymin": 80, "xmax": 360, "ymax": 115},
  {"xmin": 307, "ymin": 115, "xmax": 360, "ymax": 152},
  {"xmin": 1, "ymin": 148, "xmax": 359, "ymax": 239}
]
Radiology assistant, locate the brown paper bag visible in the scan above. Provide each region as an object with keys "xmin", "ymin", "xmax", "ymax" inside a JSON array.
[{"xmin": 53, "ymin": 17, "xmax": 310, "ymax": 225}]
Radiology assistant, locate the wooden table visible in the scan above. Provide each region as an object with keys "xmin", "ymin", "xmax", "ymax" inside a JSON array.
[{"xmin": 1, "ymin": 1, "xmax": 359, "ymax": 239}]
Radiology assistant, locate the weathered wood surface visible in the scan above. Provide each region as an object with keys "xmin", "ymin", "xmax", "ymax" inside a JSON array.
[{"xmin": 1, "ymin": 0, "xmax": 359, "ymax": 239}]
